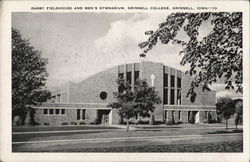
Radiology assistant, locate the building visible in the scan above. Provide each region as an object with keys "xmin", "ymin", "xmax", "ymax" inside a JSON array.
[{"xmin": 34, "ymin": 61, "xmax": 217, "ymax": 125}]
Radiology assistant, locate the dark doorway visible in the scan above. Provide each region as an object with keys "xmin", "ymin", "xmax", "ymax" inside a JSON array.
[{"xmin": 97, "ymin": 110, "xmax": 111, "ymax": 124}]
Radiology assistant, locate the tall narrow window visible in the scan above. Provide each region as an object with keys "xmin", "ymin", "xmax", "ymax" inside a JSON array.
[
  {"xmin": 170, "ymin": 89, "xmax": 175, "ymax": 105},
  {"xmin": 164, "ymin": 74, "xmax": 168, "ymax": 87},
  {"xmin": 118, "ymin": 73, "xmax": 124, "ymax": 79},
  {"xmin": 163, "ymin": 88, "xmax": 168, "ymax": 104},
  {"xmin": 177, "ymin": 89, "xmax": 181, "ymax": 105},
  {"xmin": 165, "ymin": 110, "xmax": 168, "ymax": 120},
  {"xmin": 127, "ymin": 72, "xmax": 132, "ymax": 84},
  {"xmin": 205, "ymin": 111, "xmax": 208, "ymax": 119},
  {"xmin": 82, "ymin": 109, "xmax": 86, "ymax": 120},
  {"xmin": 134, "ymin": 71, "xmax": 139, "ymax": 83},
  {"xmin": 61, "ymin": 109, "xmax": 65, "ymax": 115},
  {"xmin": 57, "ymin": 94, "xmax": 61, "ymax": 102},
  {"xmin": 178, "ymin": 111, "xmax": 181, "ymax": 120},
  {"xmin": 77, "ymin": 109, "xmax": 81, "ymax": 120},
  {"xmin": 171, "ymin": 75, "xmax": 175, "ymax": 87},
  {"xmin": 177, "ymin": 77, "xmax": 182, "ymax": 88}
]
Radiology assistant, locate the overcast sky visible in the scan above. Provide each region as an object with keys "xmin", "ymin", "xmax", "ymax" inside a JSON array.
[{"xmin": 12, "ymin": 12, "xmax": 242, "ymax": 99}]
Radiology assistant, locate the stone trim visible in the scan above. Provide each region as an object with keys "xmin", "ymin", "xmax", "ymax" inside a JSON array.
[
  {"xmin": 164, "ymin": 109, "xmax": 216, "ymax": 111},
  {"xmin": 33, "ymin": 107, "xmax": 111, "ymax": 110},
  {"xmin": 164, "ymin": 105, "xmax": 216, "ymax": 108}
]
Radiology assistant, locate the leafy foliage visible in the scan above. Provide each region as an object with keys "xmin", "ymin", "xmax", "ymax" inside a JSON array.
[
  {"xmin": 216, "ymin": 97, "xmax": 235, "ymax": 120},
  {"xmin": 139, "ymin": 12, "xmax": 242, "ymax": 100},
  {"xmin": 108, "ymin": 78, "xmax": 161, "ymax": 130},
  {"xmin": 134, "ymin": 79, "xmax": 162, "ymax": 117},
  {"xmin": 234, "ymin": 99, "xmax": 243, "ymax": 130},
  {"xmin": 12, "ymin": 28, "xmax": 51, "ymax": 121}
]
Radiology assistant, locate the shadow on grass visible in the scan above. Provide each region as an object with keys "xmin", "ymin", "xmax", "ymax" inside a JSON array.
[
  {"xmin": 138, "ymin": 126, "xmax": 181, "ymax": 129},
  {"xmin": 134, "ymin": 129, "xmax": 161, "ymax": 132},
  {"xmin": 207, "ymin": 129, "xmax": 243, "ymax": 134},
  {"xmin": 12, "ymin": 131, "xmax": 106, "ymax": 142}
]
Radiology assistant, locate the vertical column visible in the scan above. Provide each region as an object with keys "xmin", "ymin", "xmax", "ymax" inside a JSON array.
[
  {"xmin": 139, "ymin": 62, "xmax": 143, "ymax": 79},
  {"xmin": 174, "ymin": 69, "xmax": 177, "ymax": 105},
  {"xmin": 168, "ymin": 70, "xmax": 170, "ymax": 105},
  {"xmin": 109, "ymin": 110, "xmax": 113, "ymax": 124},
  {"xmin": 67, "ymin": 83, "xmax": 70, "ymax": 103},
  {"xmin": 123, "ymin": 64, "xmax": 127, "ymax": 81},
  {"xmin": 131, "ymin": 63, "xmax": 135, "ymax": 91}
]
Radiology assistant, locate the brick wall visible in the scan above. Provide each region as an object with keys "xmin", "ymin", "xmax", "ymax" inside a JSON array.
[
  {"xmin": 140, "ymin": 61, "xmax": 164, "ymax": 120},
  {"xmin": 182, "ymin": 74, "xmax": 216, "ymax": 106},
  {"xmin": 40, "ymin": 61, "xmax": 217, "ymax": 125},
  {"xmin": 68, "ymin": 67, "xmax": 118, "ymax": 104}
]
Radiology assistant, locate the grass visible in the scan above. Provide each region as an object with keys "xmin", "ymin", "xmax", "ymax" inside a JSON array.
[{"xmin": 57, "ymin": 141, "xmax": 243, "ymax": 152}]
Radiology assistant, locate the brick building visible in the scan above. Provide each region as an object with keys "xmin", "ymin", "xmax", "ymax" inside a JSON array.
[{"xmin": 34, "ymin": 61, "xmax": 217, "ymax": 125}]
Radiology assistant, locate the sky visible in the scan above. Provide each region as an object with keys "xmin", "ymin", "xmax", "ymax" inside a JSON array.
[{"xmin": 12, "ymin": 12, "xmax": 242, "ymax": 99}]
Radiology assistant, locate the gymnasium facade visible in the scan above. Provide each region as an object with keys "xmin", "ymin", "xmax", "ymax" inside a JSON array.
[{"xmin": 34, "ymin": 61, "xmax": 217, "ymax": 125}]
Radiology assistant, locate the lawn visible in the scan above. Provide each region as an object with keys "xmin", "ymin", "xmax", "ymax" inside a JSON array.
[{"xmin": 48, "ymin": 141, "xmax": 243, "ymax": 152}]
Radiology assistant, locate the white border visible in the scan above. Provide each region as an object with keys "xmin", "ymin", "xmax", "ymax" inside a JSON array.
[{"xmin": 0, "ymin": 0, "xmax": 249, "ymax": 162}]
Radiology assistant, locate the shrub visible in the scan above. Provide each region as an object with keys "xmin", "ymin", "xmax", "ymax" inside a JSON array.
[
  {"xmin": 154, "ymin": 120, "xmax": 164, "ymax": 125},
  {"xmin": 61, "ymin": 122, "xmax": 68, "ymax": 125},
  {"xmin": 138, "ymin": 119, "xmax": 149, "ymax": 125},
  {"xmin": 79, "ymin": 122, "xmax": 86, "ymax": 125},
  {"xmin": 44, "ymin": 122, "xmax": 50, "ymax": 125},
  {"xmin": 176, "ymin": 120, "xmax": 183, "ymax": 124},
  {"xmin": 166, "ymin": 120, "xmax": 173, "ymax": 125},
  {"xmin": 94, "ymin": 118, "xmax": 99, "ymax": 125},
  {"xmin": 149, "ymin": 115, "xmax": 155, "ymax": 125},
  {"xmin": 71, "ymin": 122, "xmax": 77, "ymax": 125}
]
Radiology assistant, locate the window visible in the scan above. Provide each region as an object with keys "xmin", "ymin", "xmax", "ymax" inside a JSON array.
[
  {"xmin": 77, "ymin": 109, "xmax": 81, "ymax": 120},
  {"xmin": 165, "ymin": 111, "xmax": 168, "ymax": 120},
  {"xmin": 43, "ymin": 109, "xmax": 48, "ymax": 115},
  {"xmin": 57, "ymin": 94, "xmax": 61, "ymax": 102},
  {"xmin": 49, "ymin": 109, "xmax": 54, "ymax": 115},
  {"xmin": 82, "ymin": 109, "xmax": 86, "ymax": 120},
  {"xmin": 55, "ymin": 109, "xmax": 60, "ymax": 114},
  {"xmin": 100, "ymin": 91, "xmax": 107, "ymax": 100},
  {"xmin": 171, "ymin": 75, "xmax": 175, "ymax": 87},
  {"xmin": 164, "ymin": 74, "xmax": 168, "ymax": 87},
  {"xmin": 177, "ymin": 77, "xmax": 182, "ymax": 88},
  {"xmin": 205, "ymin": 111, "xmax": 208, "ymax": 119},
  {"xmin": 61, "ymin": 109, "xmax": 65, "ymax": 114},
  {"xmin": 118, "ymin": 73, "xmax": 124, "ymax": 79},
  {"xmin": 118, "ymin": 82, "xmax": 125, "ymax": 93},
  {"xmin": 170, "ymin": 89, "xmax": 175, "ymax": 105},
  {"xmin": 178, "ymin": 111, "xmax": 181, "ymax": 120},
  {"xmin": 134, "ymin": 71, "xmax": 139, "ymax": 83},
  {"xmin": 127, "ymin": 72, "xmax": 132, "ymax": 84},
  {"xmin": 177, "ymin": 89, "xmax": 181, "ymax": 105},
  {"xmin": 163, "ymin": 88, "xmax": 168, "ymax": 104}
]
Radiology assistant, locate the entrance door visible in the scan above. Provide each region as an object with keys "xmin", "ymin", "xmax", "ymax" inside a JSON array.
[
  {"xmin": 97, "ymin": 110, "xmax": 111, "ymax": 124},
  {"xmin": 194, "ymin": 111, "xmax": 199, "ymax": 123},
  {"xmin": 103, "ymin": 114, "xmax": 109, "ymax": 124}
]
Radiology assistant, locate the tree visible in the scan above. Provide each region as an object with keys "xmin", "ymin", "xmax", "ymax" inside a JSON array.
[
  {"xmin": 139, "ymin": 13, "xmax": 242, "ymax": 101},
  {"xmin": 234, "ymin": 99, "xmax": 243, "ymax": 130},
  {"xmin": 12, "ymin": 28, "xmax": 51, "ymax": 124},
  {"xmin": 133, "ymin": 79, "xmax": 161, "ymax": 125},
  {"xmin": 108, "ymin": 78, "xmax": 161, "ymax": 131},
  {"xmin": 108, "ymin": 78, "xmax": 136, "ymax": 131},
  {"xmin": 216, "ymin": 97, "xmax": 235, "ymax": 129}
]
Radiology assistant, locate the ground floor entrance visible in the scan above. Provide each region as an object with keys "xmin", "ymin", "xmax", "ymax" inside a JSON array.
[{"xmin": 97, "ymin": 109, "xmax": 111, "ymax": 124}]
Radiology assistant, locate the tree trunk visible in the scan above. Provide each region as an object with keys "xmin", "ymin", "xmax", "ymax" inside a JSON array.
[
  {"xmin": 226, "ymin": 119, "xmax": 228, "ymax": 130},
  {"xmin": 126, "ymin": 120, "xmax": 129, "ymax": 132}
]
